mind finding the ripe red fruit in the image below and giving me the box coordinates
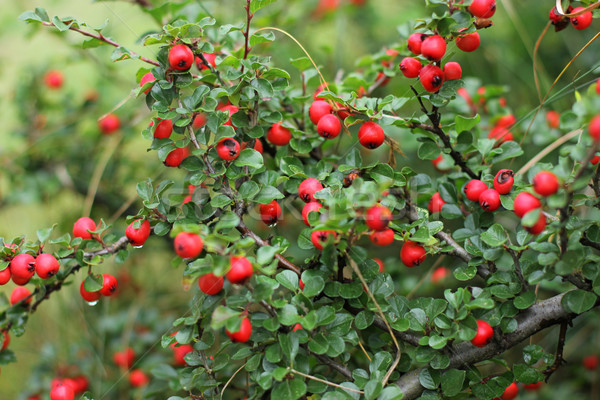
[267,123,292,146]
[216,137,241,161]
[373,258,384,272]
[358,121,385,149]
[198,273,224,295]
[196,53,217,70]
[1,331,9,351]
[523,381,542,391]
[496,114,516,127]
[583,354,599,370]
[168,44,194,71]
[514,192,542,218]
[468,0,496,18]
[309,100,332,124]
[311,230,337,250]
[80,281,101,302]
[10,253,36,281]
[549,6,565,25]
[479,189,501,212]
[73,217,96,240]
[44,70,64,89]
[172,343,193,366]
[407,32,428,55]
[589,115,600,141]
[113,347,135,368]
[444,62,462,80]
[431,267,450,284]
[226,256,253,284]
[241,139,264,154]
[153,118,173,139]
[140,72,155,94]
[174,232,204,258]
[35,253,60,279]
[225,317,252,343]
[220,104,239,128]
[10,286,32,306]
[399,57,422,78]
[471,320,493,347]
[546,110,560,129]
[317,114,341,139]
[432,154,449,172]
[193,113,207,130]
[533,171,559,196]
[129,369,149,387]
[298,178,324,203]
[419,64,444,93]
[428,192,446,214]
[126,219,151,246]
[421,35,447,61]
[369,228,395,246]
[365,204,392,231]
[464,179,488,202]
[400,240,426,267]
[299,279,305,290]
[493,169,514,194]
[164,147,190,167]
[499,382,518,400]
[592,155,600,165]
[0,267,10,285]
[100,274,118,296]
[292,323,304,331]
[525,214,546,235]
[50,383,75,400]
[98,113,120,135]
[571,7,593,30]
[302,202,323,226]
[488,126,514,142]
[456,31,481,52]
[260,200,282,225]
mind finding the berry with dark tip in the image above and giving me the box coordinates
[400,240,426,267]
[399,57,422,78]
[168,44,194,71]
[493,169,514,194]
[358,121,385,149]
[100,274,118,296]
[298,178,324,203]
[407,32,428,55]
[174,232,203,259]
[420,35,447,61]
[464,179,488,202]
[216,137,241,161]
[311,230,336,250]
[317,114,341,139]
[479,189,501,212]
[419,64,444,93]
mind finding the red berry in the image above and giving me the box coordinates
[419,64,444,93]
[220,105,239,128]
[311,230,337,250]
[525,214,546,235]
[468,0,496,18]
[549,6,564,25]
[140,72,155,94]
[514,192,542,218]
[100,274,118,296]
[546,110,560,129]
[533,171,559,196]
[596,79,600,96]
[241,139,264,154]
[471,320,493,347]
[0,266,10,285]
[302,202,323,226]
[196,53,217,70]
[399,57,422,78]
[479,189,501,212]
[444,62,462,80]
[584,354,599,370]
[1,331,9,351]
[193,113,207,130]
[431,154,448,172]
[226,256,253,284]
[198,273,224,295]
[456,31,481,52]
[171,343,193,366]
[500,382,518,400]
[98,113,120,135]
[428,192,446,214]
[299,279,305,290]
[407,32,428,55]
[313,81,329,100]
[317,114,341,139]
[431,267,450,284]
[292,323,303,332]
[369,228,395,246]
[80,281,101,302]
[164,147,190,167]
[216,137,241,161]
[113,347,135,368]
[174,232,204,258]
[50,384,75,400]
[592,155,600,165]
[309,100,332,124]
[129,369,149,387]
[35,253,60,279]
[153,118,173,139]
[267,123,292,146]
[464,179,488,202]
[400,240,426,267]
[126,219,151,246]
[373,258,384,272]
[571,7,593,30]
[358,121,385,149]
[365,204,392,231]
[495,114,516,127]
[589,115,600,141]
[44,70,64,89]
[10,253,36,281]
[488,126,514,142]
[493,169,514,194]
[168,44,194,71]
[10,286,32,306]
[523,381,542,391]
[260,200,282,225]
[421,35,447,61]
[225,317,252,343]
[299,178,324,203]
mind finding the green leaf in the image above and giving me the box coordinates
[276,270,299,291]
[52,16,70,31]
[234,149,264,169]
[455,114,481,133]
[250,0,278,13]
[272,377,307,400]
[257,246,279,266]
[480,224,508,247]
[561,290,597,314]
[368,164,395,187]
[419,368,440,390]
[84,274,103,292]
[441,369,466,396]
[418,140,440,160]
[376,385,404,400]
[255,185,284,204]
[36,225,56,243]
[514,292,536,310]
[239,180,260,199]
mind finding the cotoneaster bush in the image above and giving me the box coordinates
[1,1,600,399]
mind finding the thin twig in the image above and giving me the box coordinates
[542,322,568,381]
[289,368,364,394]
[220,362,247,400]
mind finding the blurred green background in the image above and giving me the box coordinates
[1,0,600,398]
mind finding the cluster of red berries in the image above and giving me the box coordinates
[488,113,516,143]
[463,168,513,213]
[1,249,60,288]
[400,0,495,92]
[48,375,89,400]
[549,5,593,32]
